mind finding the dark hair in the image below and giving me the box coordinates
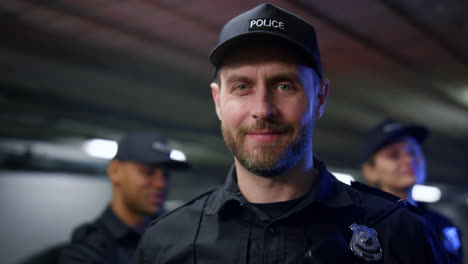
[213,67,220,85]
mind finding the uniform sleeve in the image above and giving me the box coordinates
[446,226,464,264]
[378,209,450,264]
[58,226,108,264]
[132,227,160,264]
[422,222,451,264]
[132,246,145,264]
[59,242,106,264]
[425,210,464,264]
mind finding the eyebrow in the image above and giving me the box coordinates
[224,72,301,86]
[225,74,253,85]
[266,73,301,86]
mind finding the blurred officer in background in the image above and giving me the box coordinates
[135,3,446,263]
[361,119,463,263]
[59,132,189,264]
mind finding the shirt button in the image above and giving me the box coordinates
[268,227,278,234]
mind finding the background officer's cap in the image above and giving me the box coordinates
[114,131,189,170]
[209,3,323,80]
[360,119,428,164]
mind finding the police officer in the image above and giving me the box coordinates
[59,132,189,264]
[134,3,446,263]
[361,119,463,263]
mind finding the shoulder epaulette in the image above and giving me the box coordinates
[71,222,99,242]
[149,187,218,226]
[350,181,401,202]
[351,181,423,216]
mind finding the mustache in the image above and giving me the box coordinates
[237,119,294,137]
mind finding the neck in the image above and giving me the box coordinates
[236,151,317,203]
[111,197,145,228]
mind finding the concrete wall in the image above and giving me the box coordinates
[0,171,111,264]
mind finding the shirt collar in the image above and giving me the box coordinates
[306,158,353,208]
[204,165,245,216]
[100,206,140,240]
[204,158,353,216]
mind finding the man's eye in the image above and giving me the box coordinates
[387,151,400,160]
[147,168,156,175]
[406,146,420,157]
[138,167,150,175]
[277,83,293,91]
[235,84,250,90]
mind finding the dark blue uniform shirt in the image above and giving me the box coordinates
[60,206,145,264]
[134,158,447,264]
[418,202,464,264]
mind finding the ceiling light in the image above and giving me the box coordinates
[459,86,468,103]
[170,149,186,162]
[412,184,441,203]
[83,139,118,159]
[332,172,355,185]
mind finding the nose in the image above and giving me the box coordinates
[149,168,167,188]
[401,151,413,161]
[401,151,418,167]
[250,86,277,119]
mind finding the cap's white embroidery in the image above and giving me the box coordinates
[249,18,286,31]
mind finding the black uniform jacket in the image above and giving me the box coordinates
[59,206,142,264]
[134,159,447,264]
[418,203,464,264]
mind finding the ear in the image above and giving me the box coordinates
[107,160,122,185]
[361,162,379,186]
[210,82,222,120]
[315,79,330,119]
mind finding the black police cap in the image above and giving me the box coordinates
[360,119,428,164]
[114,132,189,170]
[209,3,323,80]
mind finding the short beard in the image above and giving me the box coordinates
[222,118,313,177]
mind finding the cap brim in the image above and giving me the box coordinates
[157,160,191,171]
[360,125,428,164]
[141,156,190,171]
[373,125,428,156]
[115,156,190,171]
[209,31,320,77]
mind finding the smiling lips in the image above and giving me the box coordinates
[400,167,416,176]
[402,167,416,176]
[246,130,285,143]
[149,194,164,205]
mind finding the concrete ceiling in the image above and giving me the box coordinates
[0,0,467,193]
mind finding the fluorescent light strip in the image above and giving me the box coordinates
[332,172,355,185]
[83,139,118,159]
[412,184,441,203]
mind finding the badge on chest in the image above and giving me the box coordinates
[349,223,382,262]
